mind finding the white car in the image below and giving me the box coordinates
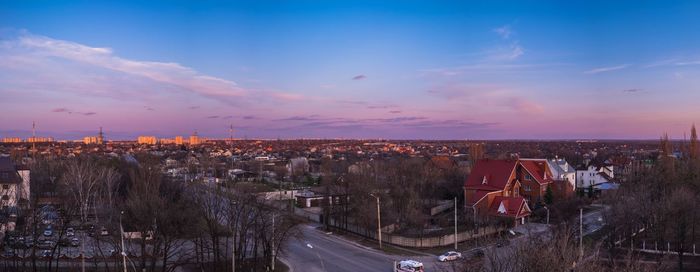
[395,260,424,272]
[438,251,462,262]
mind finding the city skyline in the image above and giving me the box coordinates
[2,1,700,139]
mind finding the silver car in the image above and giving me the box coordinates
[438,251,462,262]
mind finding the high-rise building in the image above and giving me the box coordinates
[137,136,158,145]
[83,128,105,145]
[1,138,21,143]
[175,136,184,145]
[83,136,99,144]
[26,137,54,143]
[189,131,201,145]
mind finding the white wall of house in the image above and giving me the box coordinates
[0,183,19,208]
[575,165,613,189]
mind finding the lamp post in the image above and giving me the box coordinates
[369,193,382,250]
[543,206,550,225]
[120,211,127,272]
[271,213,276,271]
[454,197,458,250]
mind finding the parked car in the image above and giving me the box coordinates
[438,251,462,262]
[100,227,109,236]
[43,229,53,237]
[66,228,75,237]
[70,238,80,247]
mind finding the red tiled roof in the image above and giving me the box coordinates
[465,159,517,191]
[488,196,530,218]
[519,160,553,185]
[466,190,494,206]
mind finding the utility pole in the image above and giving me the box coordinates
[232,228,235,272]
[271,213,276,270]
[579,208,583,259]
[454,197,458,250]
[370,193,382,249]
[544,206,550,225]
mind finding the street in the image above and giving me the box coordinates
[281,224,397,272]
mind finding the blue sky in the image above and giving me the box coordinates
[1,1,699,139]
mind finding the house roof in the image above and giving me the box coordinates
[465,159,517,191]
[488,196,531,218]
[519,160,553,185]
[0,157,22,184]
[465,190,496,206]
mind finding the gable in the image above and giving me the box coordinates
[465,159,518,191]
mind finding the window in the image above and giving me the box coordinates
[524,185,531,192]
[524,174,532,181]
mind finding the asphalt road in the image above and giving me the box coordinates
[281,225,397,272]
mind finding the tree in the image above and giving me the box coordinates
[544,186,554,205]
[62,158,103,272]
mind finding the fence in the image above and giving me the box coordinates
[294,207,502,248]
[612,223,700,257]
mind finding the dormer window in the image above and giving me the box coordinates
[482,176,488,184]
[524,173,532,181]
[497,201,507,214]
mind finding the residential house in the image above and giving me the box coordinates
[464,159,530,226]
[575,164,614,191]
[0,156,30,209]
[523,158,576,199]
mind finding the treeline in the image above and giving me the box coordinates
[602,127,700,271]
[2,153,299,272]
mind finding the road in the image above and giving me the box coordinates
[281,224,476,272]
[581,207,606,236]
[280,206,609,272]
[281,224,398,272]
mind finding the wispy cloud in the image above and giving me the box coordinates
[352,75,366,80]
[0,31,254,106]
[494,42,524,60]
[506,97,543,114]
[20,34,246,97]
[584,64,629,74]
[493,25,513,39]
[50,107,97,116]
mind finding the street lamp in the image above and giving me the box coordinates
[369,193,382,250]
[543,206,550,225]
[120,211,127,272]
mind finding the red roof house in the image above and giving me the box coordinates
[464,159,552,225]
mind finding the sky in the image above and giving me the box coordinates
[1,0,699,140]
